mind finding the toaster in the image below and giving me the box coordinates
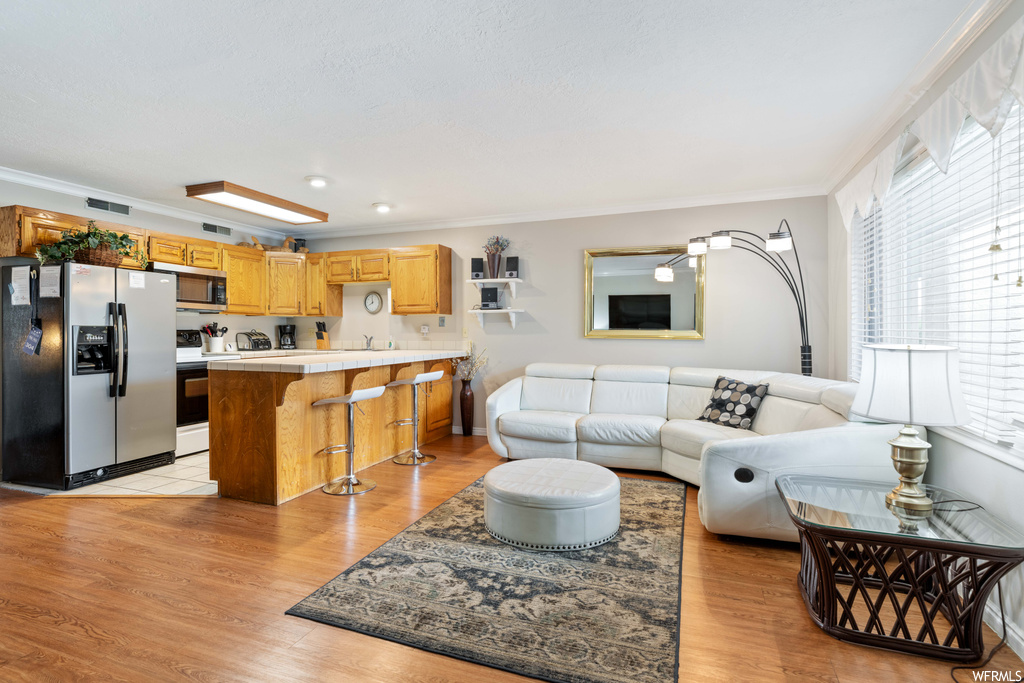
[235,329,273,351]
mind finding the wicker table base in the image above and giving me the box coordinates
[797,526,1021,661]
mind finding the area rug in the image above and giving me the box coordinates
[287,477,686,683]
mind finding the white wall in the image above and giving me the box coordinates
[827,3,1024,655]
[307,195,828,431]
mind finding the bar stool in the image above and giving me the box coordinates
[387,370,443,465]
[313,385,386,495]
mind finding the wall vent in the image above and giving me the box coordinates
[86,198,130,215]
[202,223,232,236]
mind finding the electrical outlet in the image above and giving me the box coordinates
[420,325,429,336]
[439,316,446,327]
[462,327,468,338]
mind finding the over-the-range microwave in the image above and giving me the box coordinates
[150,262,227,312]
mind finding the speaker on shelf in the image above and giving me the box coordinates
[471,258,485,279]
[480,286,500,309]
[504,256,519,278]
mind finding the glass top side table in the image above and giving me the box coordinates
[775,474,1024,661]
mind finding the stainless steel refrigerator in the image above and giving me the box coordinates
[2,262,177,489]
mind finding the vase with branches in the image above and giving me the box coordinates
[483,235,510,278]
[452,343,488,436]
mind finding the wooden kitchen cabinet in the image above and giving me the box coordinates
[355,251,389,281]
[149,234,187,265]
[222,245,266,315]
[325,250,390,283]
[326,253,356,283]
[266,252,305,315]
[304,253,326,316]
[423,361,453,434]
[186,243,221,269]
[390,245,452,315]
[3,206,147,270]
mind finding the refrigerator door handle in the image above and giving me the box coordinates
[117,303,128,397]
[108,302,119,398]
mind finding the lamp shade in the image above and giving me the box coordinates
[851,344,971,426]
[687,238,708,255]
[654,263,674,282]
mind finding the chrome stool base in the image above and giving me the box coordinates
[393,452,436,466]
[323,478,377,496]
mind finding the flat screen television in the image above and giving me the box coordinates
[608,294,670,330]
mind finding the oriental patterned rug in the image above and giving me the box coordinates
[287,477,686,683]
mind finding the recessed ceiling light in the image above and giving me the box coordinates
[185,181,328,224]
[305,176,327,188]
[373,203,392,214]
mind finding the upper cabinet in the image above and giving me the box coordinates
[325,250,390,284]
[149,232,223,271]
[325,253,356,283]
[266,252,305,316]
[148,234,187,265]
[3,206,147,270]
[354,251,389,281]
[390,245,452,315]
[222,245,266,315]
[187,243,221,269]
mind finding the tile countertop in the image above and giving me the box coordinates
[207,350,466,374]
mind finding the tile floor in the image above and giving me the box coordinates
[0,452,218,497]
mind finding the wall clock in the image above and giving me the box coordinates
[364,291,383,314]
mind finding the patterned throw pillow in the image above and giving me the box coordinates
[697,376,769,430]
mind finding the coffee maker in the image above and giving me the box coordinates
[278,324,296,350]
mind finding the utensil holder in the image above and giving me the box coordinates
[208,337,225,353]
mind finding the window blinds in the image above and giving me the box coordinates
[851,102,1024,451]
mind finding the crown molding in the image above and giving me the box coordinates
[0,166,288,240]
[822,0,1014,194]
[290,184,827,240]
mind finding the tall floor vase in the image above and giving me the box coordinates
[460,380,474,436]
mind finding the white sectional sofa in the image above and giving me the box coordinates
[486,363,901,542]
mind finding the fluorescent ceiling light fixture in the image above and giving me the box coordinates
[687,237,707,255]
[766,231,793,252]
[709,231,732,249]
[373,203,392,214]
[305,175,327,188]
[654,263,674,282]
[185,181,328,225]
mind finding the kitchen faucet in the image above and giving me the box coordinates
[363,334,374,350]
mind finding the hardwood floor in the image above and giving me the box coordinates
[0,436,1020,682]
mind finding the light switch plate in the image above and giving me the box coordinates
[420,325,429,336]
[439,316,446,327]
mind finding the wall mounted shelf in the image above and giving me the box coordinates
[468,308,524,329]
[466,277,524,299]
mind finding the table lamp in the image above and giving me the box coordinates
[850,344,971,514]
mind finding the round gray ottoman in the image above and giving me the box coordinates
[483,458,620,551]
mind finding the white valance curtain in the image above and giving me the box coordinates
[836,15,1024,228]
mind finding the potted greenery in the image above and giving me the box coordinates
[452,343,488,436]
[36,220,148,268]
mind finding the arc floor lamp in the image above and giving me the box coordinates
[660,220,811,376]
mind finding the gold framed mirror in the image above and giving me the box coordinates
[584,245,705,339]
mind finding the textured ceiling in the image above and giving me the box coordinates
[0,0,973,235]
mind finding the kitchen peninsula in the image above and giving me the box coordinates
[208,349,463,504]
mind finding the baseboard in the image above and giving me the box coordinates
[451,426,488,436]
[985,599,1024,659]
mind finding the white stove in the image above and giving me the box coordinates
[175,329,240,456]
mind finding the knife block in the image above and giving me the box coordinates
[316,332,330,350]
